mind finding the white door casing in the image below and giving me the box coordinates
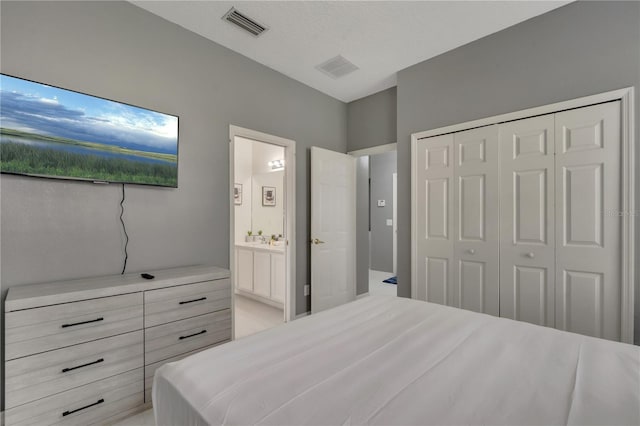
[453,125,500,316]
[393,172,398,276]
[311,147,356,313]
[554,101,621,340]
[499,114,556,327]
[415,134,454,304]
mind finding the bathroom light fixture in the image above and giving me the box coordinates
[268,159,284,170]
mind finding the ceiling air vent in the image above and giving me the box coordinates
[222,7,268,37]
[316,55,359,79]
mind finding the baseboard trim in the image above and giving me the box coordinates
[295,311,310,319]
[356,292,370,299]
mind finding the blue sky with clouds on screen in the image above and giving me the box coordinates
[0,75,178,154]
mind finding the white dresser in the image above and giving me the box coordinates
[4,265,231,426]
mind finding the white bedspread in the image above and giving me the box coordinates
[153,296,640,425]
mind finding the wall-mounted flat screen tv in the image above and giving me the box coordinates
[0,74,178,187]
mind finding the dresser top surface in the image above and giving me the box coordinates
[5,265,230,311]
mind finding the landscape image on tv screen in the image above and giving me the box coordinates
[0,74,178,187]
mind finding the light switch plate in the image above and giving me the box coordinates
[386,219,393,226]
[377,200,386,207]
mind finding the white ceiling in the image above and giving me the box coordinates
[132,1,570,103]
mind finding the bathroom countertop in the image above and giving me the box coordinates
[235,241,285,252]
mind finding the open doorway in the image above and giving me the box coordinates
[230,126,296,339]
[350,144,397,297]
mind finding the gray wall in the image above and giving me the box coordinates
[369,151,397,273]
[348,87,397,151]
[395,1,640,343]
[0,0,347,406]
[356,156,370,296]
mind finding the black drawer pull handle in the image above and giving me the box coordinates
[62,398,104,417]
[179,297,207,305]
[61,317,104,328]
[179,330,207,340]
[62,358,104,373]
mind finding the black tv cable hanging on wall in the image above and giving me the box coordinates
[120,183,129,274]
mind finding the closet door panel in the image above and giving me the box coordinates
[512,266,551,325]
[416,134,454,304]
[458,260,486,313]
[453,125,499,315]
[514,169,548,244]
[555,101,621,340]
[499,115,555,326]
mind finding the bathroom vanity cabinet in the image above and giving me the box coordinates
[235,242,285,308]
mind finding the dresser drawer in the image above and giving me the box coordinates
[144,279,231,327]
[6,293,143,360]
[5,331,143,409]
[143,340,228,403]
[5,368,143,426]
[145,310,231,365]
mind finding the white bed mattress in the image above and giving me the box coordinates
[153,296,639,425]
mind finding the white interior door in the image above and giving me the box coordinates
[311,147,356,313]
[453,125,499,315]
[499,114,555,327]
[415,134,454,304]
[554,101,621,340]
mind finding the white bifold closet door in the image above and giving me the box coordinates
[499,114,556,327]
[415,100,623,341]
[453,126,499,315]
[554,102,621,341]
[415,126,499,315]
[416,134,454,305]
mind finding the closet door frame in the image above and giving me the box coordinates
[411,87,635,343]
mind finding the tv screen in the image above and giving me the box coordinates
[0,74,178,187]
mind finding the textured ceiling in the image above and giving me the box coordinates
[132,1,570,103]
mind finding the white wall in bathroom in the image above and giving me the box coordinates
[252,170,285,238]
[252,141,285,175]
[234,137,253,243]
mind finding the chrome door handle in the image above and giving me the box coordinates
[310,238,325,245]
[467,249,475,255]
[526,252,535,258]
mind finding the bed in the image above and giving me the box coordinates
[153,296,640,425]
